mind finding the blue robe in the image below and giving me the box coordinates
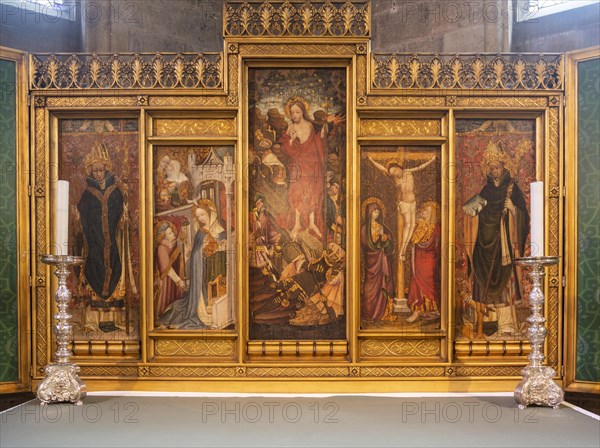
[158,227,225,329]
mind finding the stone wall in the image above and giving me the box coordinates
[512,2,600,53]
[372,0,511,53]
[0,1,82,52]
[81,0,223,53]
[1,0,597,54]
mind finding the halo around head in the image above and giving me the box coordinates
[284,96,310,119]
[361,197,386,220]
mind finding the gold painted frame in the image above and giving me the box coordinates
[452,112,548,358]
[242,58,354,358]
[24,1,565,392]
[145,110,240,363]
[0,47,30,393]
[356,111,449,364]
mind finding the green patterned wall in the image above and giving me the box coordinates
[0,58,19,383]
[576,57,600,382]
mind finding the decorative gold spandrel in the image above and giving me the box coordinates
[454,366,523,377]
[372,54,563,90]
[359,119,440,137]
[45,97,139,108]
[154,340,235,357]
[150,96,228,107]
[150,367,238,378]
[246,367,350,377]
[30,53,223,90]
[224,1,370,38]
[453,96,549,108]
[79,366,139,377]
[154,119,236,137]
[365,96,446,108]
[360,367,445,377]
[238,43,357,56]
[360,339,441,357]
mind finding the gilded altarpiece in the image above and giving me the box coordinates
[26,1,565,391]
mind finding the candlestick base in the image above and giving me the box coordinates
[514,366,563,410]
[37,364,87,406]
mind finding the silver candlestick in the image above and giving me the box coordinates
[514,256,563,409]
[37,255,87,405]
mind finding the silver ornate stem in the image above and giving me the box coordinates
[37,255,87,406]
[514,256,563,409]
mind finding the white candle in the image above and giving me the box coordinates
[530,181,544,257]
[55,180,69,255]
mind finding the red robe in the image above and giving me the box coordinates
[155,240,183,320]
[407,224,441,314]
[278,127,326,234]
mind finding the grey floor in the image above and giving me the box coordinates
[1,394,599,447]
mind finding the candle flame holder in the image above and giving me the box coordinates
[37,255,87,405]
[514,256,563,409]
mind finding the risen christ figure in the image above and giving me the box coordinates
[368,154,436,260]
[277,98,327,240]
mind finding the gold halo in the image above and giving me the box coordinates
[284,96,310,119]
[361,197,386,221]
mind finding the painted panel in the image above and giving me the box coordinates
[58,118,140,340]
[359,146,441,331]
[455,119,536,341]
[247,67,347,340]
[153,145,236,330]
